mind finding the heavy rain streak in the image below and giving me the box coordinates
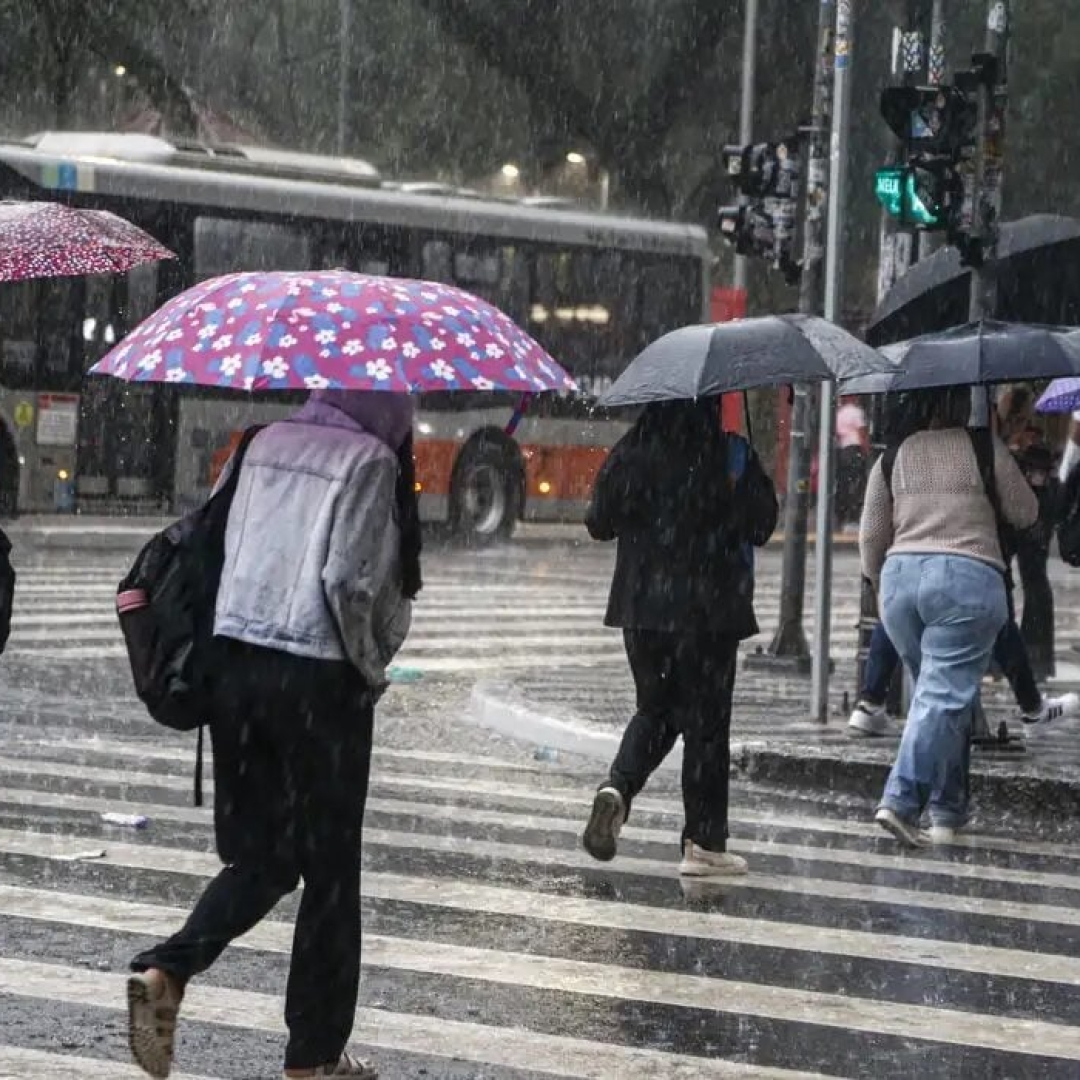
[2,1,1080,1077]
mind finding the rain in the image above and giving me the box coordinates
[0,1,1079,1078]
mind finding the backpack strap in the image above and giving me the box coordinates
[880,443,899,495]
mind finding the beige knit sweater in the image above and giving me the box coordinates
[859,428,1039,584]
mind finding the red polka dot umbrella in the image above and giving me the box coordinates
[0,200,175,283]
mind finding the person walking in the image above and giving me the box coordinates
[580,399,778,876]
[860,387,1038,848]
[998,388,1058,678]
[835,395,870,529]
[126,389,421,1080]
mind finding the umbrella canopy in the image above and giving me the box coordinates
[598,314,892,408]
[0,200,175,282]
[841,320,1080,396]
[90,271,576,394]
[1037,378,1080,414]
[867,215,1080,345]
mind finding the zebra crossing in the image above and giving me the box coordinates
[1,729,1080,1077]
[4,545,875,674]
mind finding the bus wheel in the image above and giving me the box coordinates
[450,441,521,546]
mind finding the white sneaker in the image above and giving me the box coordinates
[848,700,889,737]
[582,786,625,862]
[1022,693,1080,726]
[875,807,931,848]
[928,824,960,844]
[678,840,749,877]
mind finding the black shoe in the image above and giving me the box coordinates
[582,786,625,862]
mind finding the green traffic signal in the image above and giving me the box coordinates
[874,166,945,228]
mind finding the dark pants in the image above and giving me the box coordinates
[1014,526,1055,680]
[836,446,867,525]
[861,605,1041,717]
[131,640,373,1071]
[607,629,739,852]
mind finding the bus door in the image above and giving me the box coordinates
[75,265,166,511]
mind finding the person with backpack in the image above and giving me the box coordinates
[860,386,1038,848]
[580,398,778,876]
[126,389,420,1080]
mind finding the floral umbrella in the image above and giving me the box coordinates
[89,271,577,394]
[0,200,175,282]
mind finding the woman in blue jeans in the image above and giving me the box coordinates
[859,388,1038,847]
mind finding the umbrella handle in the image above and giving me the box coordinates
[505,393,532,436]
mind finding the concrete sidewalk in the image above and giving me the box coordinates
[469,657,1080,835]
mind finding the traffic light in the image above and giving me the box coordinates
[876,80,977,238]
[719,137,802,283]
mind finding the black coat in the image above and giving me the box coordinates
[586,412,778,637]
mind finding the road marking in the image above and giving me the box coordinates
[0,957,831,1080]
[0,1046,217,1080]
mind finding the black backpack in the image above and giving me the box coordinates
[1057,464,1080,567]
[116,427,263,804]
[0,527,14,655]
[881,428,1016,576]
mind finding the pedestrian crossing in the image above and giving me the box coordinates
[4,547,877,675]
[2,731,1080,1077]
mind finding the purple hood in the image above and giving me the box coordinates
[299,389,414,450]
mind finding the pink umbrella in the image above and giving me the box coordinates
[0,200,175,282]
[90,271,577,394]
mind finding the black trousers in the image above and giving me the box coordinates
[607,629,739,852]
[131,640,373,1071]
[1014,526,1055,679]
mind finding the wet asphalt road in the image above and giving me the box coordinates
[1,534,1080,1078]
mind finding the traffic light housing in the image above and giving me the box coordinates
[879,85,977,156]
[719,137,802,283]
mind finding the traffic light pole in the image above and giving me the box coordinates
[967,0,1010,743]
[756,0,835,669]
[734,0,760,294]
[810,0,856,722]
[856,1,929,717]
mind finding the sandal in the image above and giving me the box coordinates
[127,970,183,1079]
[284,1050,379,1078]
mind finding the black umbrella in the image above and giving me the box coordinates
[867,215,1080,346]
[841,320,1080,395]
[598,314,892,408]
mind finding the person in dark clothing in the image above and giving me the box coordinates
[580,399,778,877]
[127,391,419,1080]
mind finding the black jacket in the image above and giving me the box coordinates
[586,404,778,637]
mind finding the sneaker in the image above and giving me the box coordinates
[678,840,749,877]
[582,786,625,862]
[928,824,969,845]
[284,1052,378,1078]
[848,700,889,737]
[1022,692,1080,726]
[127,970,183,1079]
[874,807,931,849]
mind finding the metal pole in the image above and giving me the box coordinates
[810,0,855,722]
[967,0,1009,742]
[856,1,926,715]
[733,0,759,294]
[920,0,949,256]
[336,0,352,155]
[757,0,834,669]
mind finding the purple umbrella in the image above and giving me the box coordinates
[89,271,577,394]
[1037,378,1080,414]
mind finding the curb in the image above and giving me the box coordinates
[468,682,1080,835]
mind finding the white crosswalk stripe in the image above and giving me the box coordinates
[1,732,1079,1077]
[3,551,874,673]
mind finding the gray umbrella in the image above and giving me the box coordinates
[598,314,892,408]
[841,320,1080,395]
[868,215,1080,337]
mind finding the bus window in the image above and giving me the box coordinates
[0,278,81,391]
[315,223,404,277]
[194,217,313,280]
[636,256,699,350]
[422,240,454,284]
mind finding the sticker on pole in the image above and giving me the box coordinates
[988,2,1007,33]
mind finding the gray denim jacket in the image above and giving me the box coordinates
[214,401,411,690]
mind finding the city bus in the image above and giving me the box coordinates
[0,131,710,539]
